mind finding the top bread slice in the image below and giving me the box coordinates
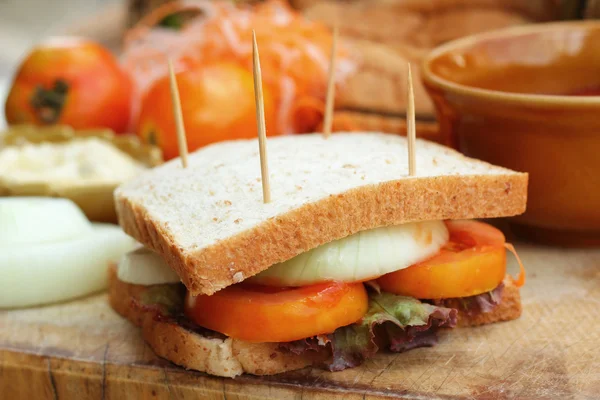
[115,132,527,295]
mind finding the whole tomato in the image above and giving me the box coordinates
[137,62,278,160]
[5,37,133,133]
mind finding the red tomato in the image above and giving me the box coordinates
[136,62,278,160]
[185,281,368,342]
[5,37,133,133]
[378,220,507,299]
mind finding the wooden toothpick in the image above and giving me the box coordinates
[168,59,189,168]
[323,25,339,138]
[252,30,271,203]
[407,63,416,176]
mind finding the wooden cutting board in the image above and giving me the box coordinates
[1,244,599,399]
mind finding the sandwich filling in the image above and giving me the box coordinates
[118,219,524,371]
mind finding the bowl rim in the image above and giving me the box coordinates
[421,20,600,106]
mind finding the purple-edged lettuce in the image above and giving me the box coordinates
[133,283,227,339]
[432,283,504,316]
[282,292,457,371]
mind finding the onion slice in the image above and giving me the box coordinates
[117,247,180,285]
[0,223,137,308]
[251,221,449,287]
[0,197,92,245]
[0,197,137,308]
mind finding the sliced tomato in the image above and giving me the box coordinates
[185,281,368,342]
[377,220,507,299]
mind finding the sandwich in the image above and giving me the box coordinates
[109,132,527,378]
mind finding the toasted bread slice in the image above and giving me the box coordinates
[109,267,521,377]
[115,133,527,295]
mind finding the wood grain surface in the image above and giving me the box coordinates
[1,244,599,399]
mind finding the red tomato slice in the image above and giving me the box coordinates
[377,220,507,299]
[185,281,368,342]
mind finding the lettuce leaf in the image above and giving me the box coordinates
[329,293,457,370]
[134,283,227,339]
[431,282,504,316]
[138,283,186,316]
[281,292,457,371]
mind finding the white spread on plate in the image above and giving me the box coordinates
[0,138,146,186]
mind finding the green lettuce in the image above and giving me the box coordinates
[282,292,457,371]
[138,284,186,316]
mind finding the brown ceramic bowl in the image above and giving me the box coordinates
[422,21,600,247]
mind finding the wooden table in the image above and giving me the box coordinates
[1,244,599,399]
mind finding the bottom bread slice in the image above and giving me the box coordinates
[108,266,521,377]
[108,266,322,377]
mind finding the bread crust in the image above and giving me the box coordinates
[117,173,527,296]
[108,266,319,377]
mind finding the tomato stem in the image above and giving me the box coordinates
[30,79,69,124]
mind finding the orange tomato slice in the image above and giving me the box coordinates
[185,281,368,342]
[377,220,507,299]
